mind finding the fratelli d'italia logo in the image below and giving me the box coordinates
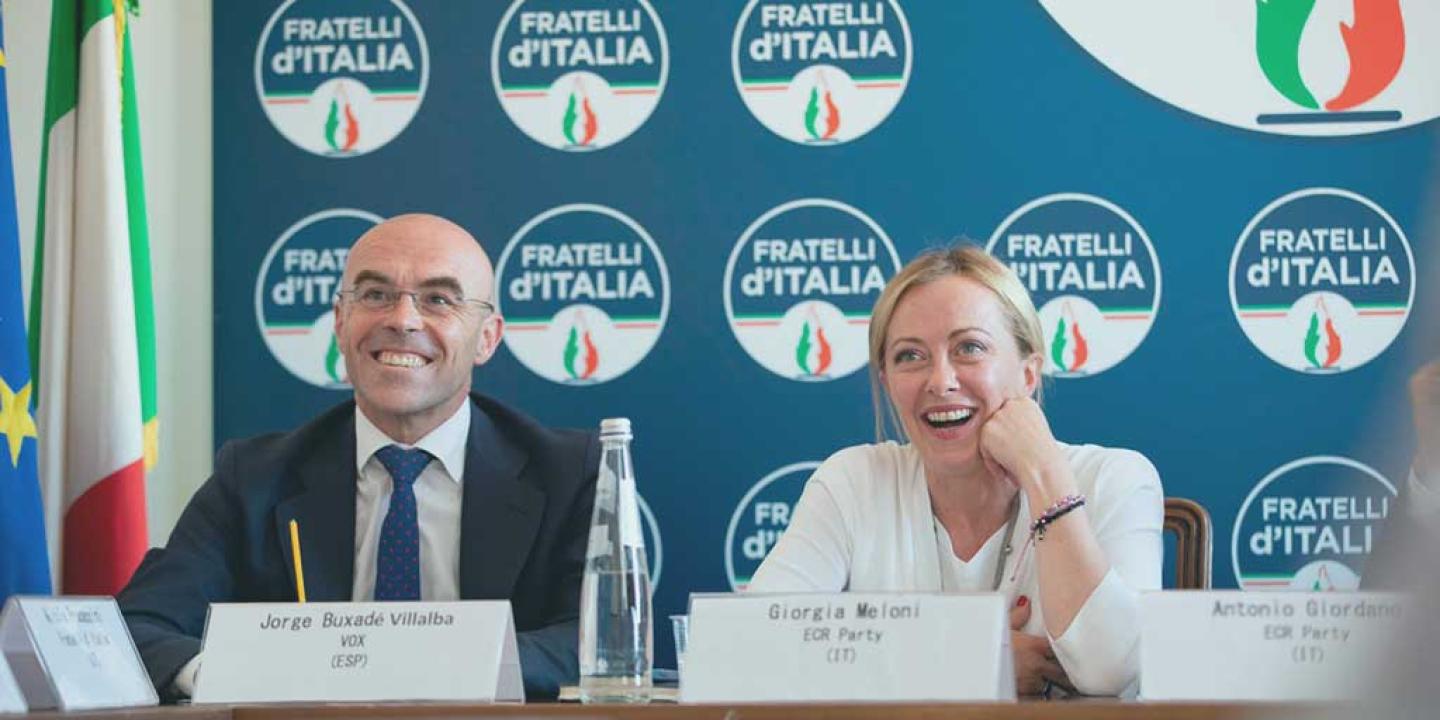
[255,0,428,156]
[724,199,900,381]
[725,461,819,591]
[255,209,380,388]
[492,0,668,151]
[1232,456,1396,591]
[1040,0,1439,136]
[732,1,911,145]
[495,204,669,385]
[986,194,1161,377]
[1229,188,1413,373]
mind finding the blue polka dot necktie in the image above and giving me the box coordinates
[373,445,432,601]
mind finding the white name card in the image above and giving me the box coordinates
[193,601,522,704]
[0,657,24,713]
[681,593,1014,703]
[1141,591,1407,700]
[0,596,157,711]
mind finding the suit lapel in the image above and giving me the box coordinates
[460,398,545,599]
[274,413,358,602]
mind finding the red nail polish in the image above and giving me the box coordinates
[1017,595,1029,607]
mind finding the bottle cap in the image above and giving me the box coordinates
[599,417,632,439]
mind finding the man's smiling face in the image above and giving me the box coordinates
[334,214,503,443]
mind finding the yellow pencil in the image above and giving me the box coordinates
[288,519,307,603]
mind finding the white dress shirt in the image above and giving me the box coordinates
[748,440,1164,696]
[174,401,471,697]
[351,401,468,602]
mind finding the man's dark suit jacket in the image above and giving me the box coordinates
[116,393,598,700]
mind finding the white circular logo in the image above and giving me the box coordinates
[732,0,912,145]
[495,204,670,384]
[724,461,819,590]
[1232,456,1397,591]
[723,199,900,382]
[1040,0,1440,136]
[254,209,380,388]
[255,0,429,156]
[491,0,669,151]
[1229,188,1414,374]
[986,193,1162,377]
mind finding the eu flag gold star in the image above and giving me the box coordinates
[0,376,38,467]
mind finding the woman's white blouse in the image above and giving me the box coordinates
[748,441,1164,696]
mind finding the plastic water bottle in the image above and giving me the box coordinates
[579,418,653,703]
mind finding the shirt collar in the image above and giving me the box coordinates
[354,400,470,484]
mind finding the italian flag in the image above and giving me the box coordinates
[29,0,155,595]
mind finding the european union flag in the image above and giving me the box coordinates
[0,5,53,605]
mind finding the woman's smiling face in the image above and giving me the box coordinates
[881,274,1040,476]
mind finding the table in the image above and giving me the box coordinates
[25,701,1349,720]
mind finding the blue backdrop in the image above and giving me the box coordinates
[215,1,1438,666]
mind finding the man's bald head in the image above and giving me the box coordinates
[343,213,495,301]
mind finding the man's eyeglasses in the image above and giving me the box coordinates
[336,284,495,318]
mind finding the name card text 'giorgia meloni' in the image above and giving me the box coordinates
[682,593,1014,703]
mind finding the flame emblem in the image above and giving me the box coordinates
[562,78,600,148]
[1302,296,1343,370]
[563,312,600,381]
[325,332,346,384]
[1256,0,1405,111]
[795,304,834,377]
[1049,301,1090,373]
[803,71,841,141]
[323,85,360,153]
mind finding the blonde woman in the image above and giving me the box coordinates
[749,245,1163,696]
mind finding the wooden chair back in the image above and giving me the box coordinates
[1164,497,1212,589]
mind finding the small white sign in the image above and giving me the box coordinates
[0,656,24,713]
[1141,591,1407,700]
[681,593,1014,703]
[193,601,522,704]
[0,596,158,711]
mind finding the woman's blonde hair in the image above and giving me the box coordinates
[868,244,1046,441]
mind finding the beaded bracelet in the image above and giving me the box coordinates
[1005,494,1090,583]
[1029,494,1086,541]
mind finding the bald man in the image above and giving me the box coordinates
[117,215,599,700]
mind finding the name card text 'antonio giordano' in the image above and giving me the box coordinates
[1141,592,1406,701]
[682,593,1014,703]
[193,601,522,704]
[0,597,156,711]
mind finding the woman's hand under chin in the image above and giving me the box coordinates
[977,397,1068,496]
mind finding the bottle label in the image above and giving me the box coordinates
[586,524,613,559]
[619,477,644,549]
